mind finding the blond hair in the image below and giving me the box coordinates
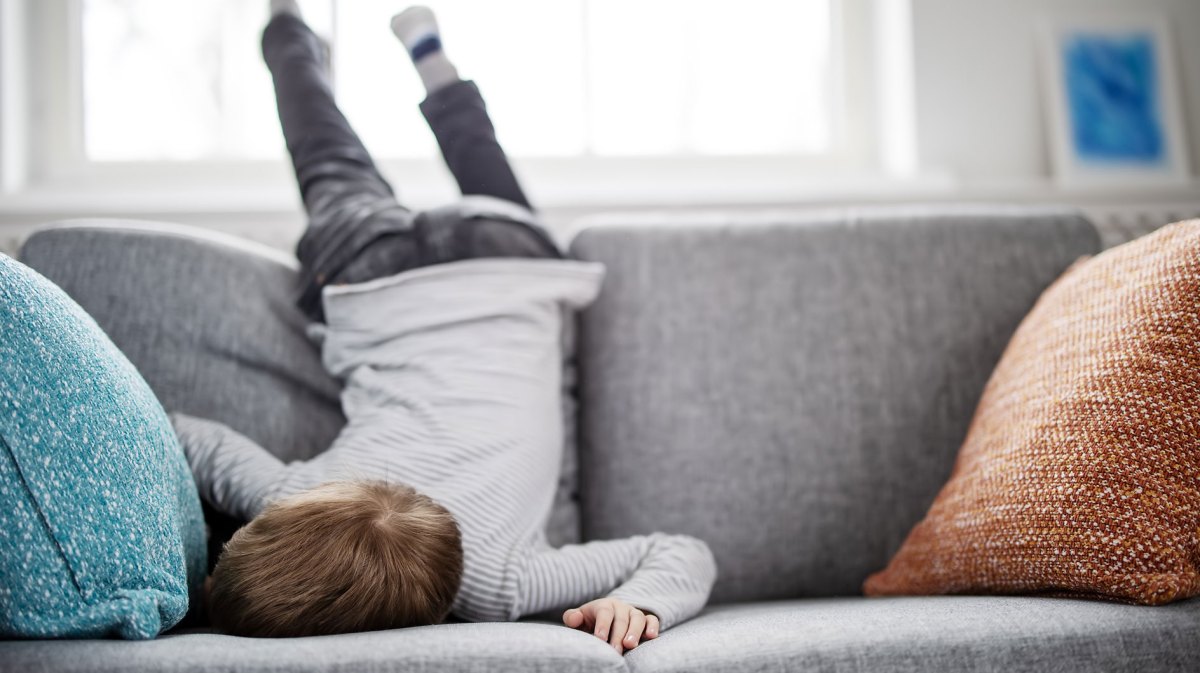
[208,480,463,637]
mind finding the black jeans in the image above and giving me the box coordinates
[261,15,560,321]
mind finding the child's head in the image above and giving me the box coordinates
[207,480,463,637]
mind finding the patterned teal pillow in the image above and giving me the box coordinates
[0,253,206,639]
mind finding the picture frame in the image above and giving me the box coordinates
[1039,14,1191,188]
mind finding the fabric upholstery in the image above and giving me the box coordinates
[624,597,1200,673]
[8,208,1194,672]
[5,597,1195,673]
[0,622,626,673]
[569,206,1101,603]
[18,221,346,466]
[865,219,1200,604]
[0,253,205,639]
[17,220,584,549]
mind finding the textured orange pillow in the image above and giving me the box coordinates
[864,220,1200,605]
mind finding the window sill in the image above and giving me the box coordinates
[2,171,1197,219]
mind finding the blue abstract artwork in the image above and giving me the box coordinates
[1062,32,1166,166]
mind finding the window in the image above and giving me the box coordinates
[81,0,834,161]
[17,0,896,208]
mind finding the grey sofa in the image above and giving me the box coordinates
[4,206,1199,673]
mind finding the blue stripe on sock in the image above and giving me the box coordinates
[411,35,442,61]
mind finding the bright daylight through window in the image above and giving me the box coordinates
[82,0,835,163]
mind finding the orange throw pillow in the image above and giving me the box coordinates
[864,220,1200,605]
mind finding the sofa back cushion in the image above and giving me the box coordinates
[569,206,1100,603]
[19,221,346,466]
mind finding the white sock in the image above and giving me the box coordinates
[391,6,460,93]
[270,0,301,18]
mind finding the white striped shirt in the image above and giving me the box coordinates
[172,259,716,629]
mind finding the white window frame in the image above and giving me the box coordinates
[9,0,918,213]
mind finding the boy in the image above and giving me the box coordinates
[170,2,717,652]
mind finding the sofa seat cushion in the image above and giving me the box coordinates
[625,597,1200,673]
[0,621,626,673]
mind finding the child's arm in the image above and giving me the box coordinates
[169,413,295,521]
[516,533,717,642]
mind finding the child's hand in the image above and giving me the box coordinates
[562,598,660,654]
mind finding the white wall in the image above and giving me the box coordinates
[911,0,1200,185]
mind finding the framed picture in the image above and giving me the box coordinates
[1039,14,1191,187]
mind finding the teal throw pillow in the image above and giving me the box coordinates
[0,253,206,639]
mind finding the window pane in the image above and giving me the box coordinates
[80,0,833,161]
[584,1,691,155]
[587,0,832,156]
[82,0,294,161]
[685,0,832,155]
[333,0,587,159]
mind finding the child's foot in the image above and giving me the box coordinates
[391,6,460,94]
[266,0,333,79]
[390,6,438,54]
[270,0,302,18]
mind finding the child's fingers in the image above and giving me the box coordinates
[610,608,630,653]
[623,609,646,650]
[644,614,660,639]
[562,608,584,629]
[592,605,615,642]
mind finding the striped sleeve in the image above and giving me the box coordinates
[169,413,291,521]
[517,533,718,631]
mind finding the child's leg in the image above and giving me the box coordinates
[420,81,533,211]
[392,8,533,210]
[262,11,417,319]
